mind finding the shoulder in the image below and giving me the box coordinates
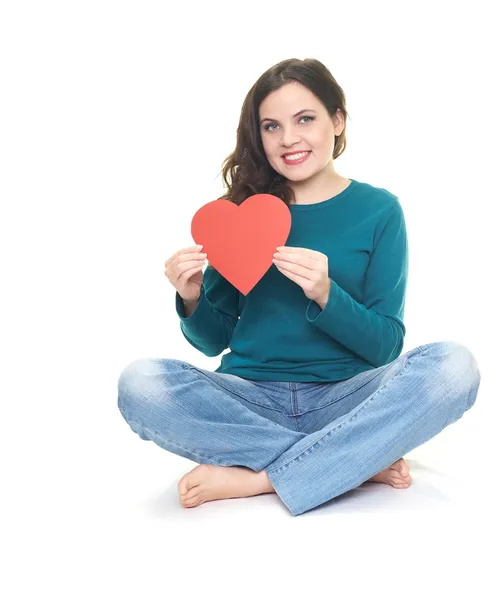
[353,180,406,242]
[353,179,401,211]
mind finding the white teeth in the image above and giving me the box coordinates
[284,151,310,161]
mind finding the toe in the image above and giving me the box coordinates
[394,481,411,488]
[392,474,411,488]
[178,466,205,495]
[182,486,200,502]
[391,458,410,477]
[399,459,410,476]
[183,494,201,507]
[178,478,190,496]
[391,473,410,484]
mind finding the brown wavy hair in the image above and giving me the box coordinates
[216,57,350,208]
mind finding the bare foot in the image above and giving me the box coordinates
[367,457,412,488]
[178,464,275,509]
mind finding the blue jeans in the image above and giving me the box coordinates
[117,341,481,517]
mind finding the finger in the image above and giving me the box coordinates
[273,259,315,281]
[179,258,206,271]
[168,251,206,271]
[278,246,322,259]
[178,264,204,282]
[170,257,205,276]
[178,251,207,263]
[166,248,205,267]
[174,244,204,259]
[275,252,318,269]
[275,263,309,288]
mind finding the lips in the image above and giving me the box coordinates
[282,151,312,165]
[282,151,311,158]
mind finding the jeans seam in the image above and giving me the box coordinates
[295,364,393,416]
[119,403,230,466]
[266,349,420,476]
[186,365,285,414]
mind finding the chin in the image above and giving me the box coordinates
[285,169,317,182]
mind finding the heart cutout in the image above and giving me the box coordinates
[191,194,292,295]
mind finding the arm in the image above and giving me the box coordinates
[175,263,240,357]
[305,200,408,367]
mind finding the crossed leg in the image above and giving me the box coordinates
[177,456,411,509]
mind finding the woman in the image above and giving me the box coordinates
[117,58,481,517]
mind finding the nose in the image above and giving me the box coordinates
[280,126,301,148]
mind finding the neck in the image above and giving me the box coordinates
[287,160,344,205]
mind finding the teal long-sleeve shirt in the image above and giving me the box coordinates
[175,178,408,382]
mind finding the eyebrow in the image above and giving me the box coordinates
[260,108,317,125]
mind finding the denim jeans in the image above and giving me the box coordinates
[117,340,481,517]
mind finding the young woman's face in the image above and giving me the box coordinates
[259,81,343,182]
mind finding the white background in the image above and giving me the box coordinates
[2,0,498,598]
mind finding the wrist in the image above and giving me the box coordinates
[181,295,200,318]
[316,296,328,310]
[182,296,200,306]
[316,279,331,310]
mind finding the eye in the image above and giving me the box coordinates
[263,115,315,132]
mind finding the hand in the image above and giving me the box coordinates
[272,246,331,305]
[164,244,208,303]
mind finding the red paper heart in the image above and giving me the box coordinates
[191,194,291,295]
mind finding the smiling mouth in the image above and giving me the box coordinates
[282,151,312,164]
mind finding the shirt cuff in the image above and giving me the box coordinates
[176,291,205,321]
[305,277,340,323]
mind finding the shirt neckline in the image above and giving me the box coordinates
[288,178,359,211]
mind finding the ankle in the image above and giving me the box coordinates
[256,470,275,494]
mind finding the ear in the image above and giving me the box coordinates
[333,109,345,136]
